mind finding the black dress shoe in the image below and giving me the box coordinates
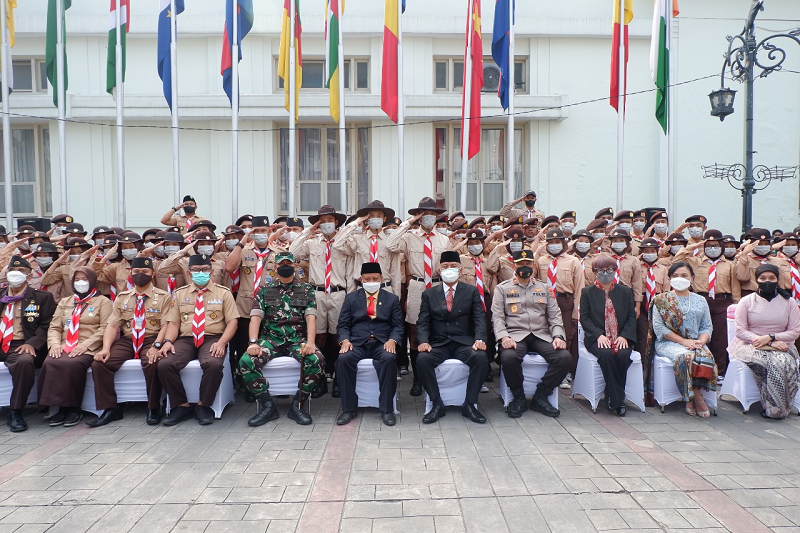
[7,410,27,432]
[485,373,494,383]
[422,403,446,424]
[331,381,341,398]
[49,409,66,427]
[86,406,123,428]
[530,394,560,418]
[461,403,487,424]
[195,405,215,425]
[64,409,83,427]
[248,395,279,427]
[409,380,422,397]
[606,396,614,412]
[336,411,357,426]
[162,405,194,426]
[146,409,162,426]
[616,404,627,417]
[311,380,328,398]
[381,412,396,426]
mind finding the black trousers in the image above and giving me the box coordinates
[586,342,632,409]
[499,334,571,393]
[416,341,487,405]
[704,295,732,376]
[335,339,397,414]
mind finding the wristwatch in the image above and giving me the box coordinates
[769,334,776,342]
[553,335,566,341]
[153,342,163,349]
[249,338,259,345]
[163,339,173,345]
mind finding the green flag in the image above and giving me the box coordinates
[46,0,71,108]
[106,0,129,95]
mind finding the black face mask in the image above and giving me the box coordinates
[131,273,153,287]
[277,264,295,278]
[516,266,533,279]
[757,281,778,300]
[524,199,536,208]
[184,206,196,214]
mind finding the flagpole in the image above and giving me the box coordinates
[231,0,239,219]
[56,0,67,213]
[115,0,125,228]
[460,0,474,215]
[615,0,625,213]
[170,0,180,206]
[0,0,12,231]
[667,12,676,218]
[506,0,515,203]
[288,0,296,218]
[337,0,346,214]
[396,0,404,216]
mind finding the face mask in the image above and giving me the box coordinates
[611,242,627,254]
[0,242,6,249]
[758,280,778,295]
[561,223,575,233]
[106,251,119,260]
[197,245,215,256]
[723,248,737,258]
[468,244,484,256]
[670,277,692,291]
[131,273,153,287]
[596,272,616,284]
[285,232,298,242]
[547,244,563,256]
[164,246,180,256]
[509,242,523,253]
[592,233,606,242]
[670,245,684,255]
[617,223,632,233]
[36,257,53,267]
[440,268,460,284]
[320,222,336,236]
[243,228,252,234]
[515,266,533,279]
[225,239,240,251]
[52,227,63,236]
[642,253,658,263]
[17,243,29,252]
[633,221,646,232]
[783,245,798,257]
[436,227,449,236]
[144,242,155,249]
[362,281,381,294]
[490,225,502,233]
[69,254,80,262]
[524,200,536,208]
[704,247,722,259]
[122,249,138,261]
[253,233,270,247]
[276,264,295,278]
[688,227,704,239]
[653,223,668,235]
[73,280,91,294]
[420,215,437,229]
[384,229,394,237]
[94,237,105,246]
[575,242,591,254]
[154,246,166,259]
[6,271,27,288]
[183,206,196,214]
[368,218,384,231]
[30,244,39,253]
[754,245,771,256]
[191,272,210,286]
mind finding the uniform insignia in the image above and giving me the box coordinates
[27,317,33,322]
[150,319,158,326]
[536,298,546,303]
[510,304,519,313]
[533,287,544,292]
[244,267,252,275]
[181,312,190,323]
[210,312,218,320]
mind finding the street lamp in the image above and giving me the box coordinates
[707,0,800,233]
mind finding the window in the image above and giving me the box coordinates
[278,59,369,91]
[0,126,52,216]
[11,59,48,93]
[434,125,523,216]
[434,58,526,94]
[278,126,370,215]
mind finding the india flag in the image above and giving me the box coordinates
[106,0,129,96]
[650,0,679,134]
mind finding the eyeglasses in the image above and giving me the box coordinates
[189,268,212,273]
[595,269,615,276]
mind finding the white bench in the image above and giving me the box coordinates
[0,365,38,407]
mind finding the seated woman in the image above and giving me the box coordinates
[646,262,717,417]
[580,256,637,416]
[729,264,800,419]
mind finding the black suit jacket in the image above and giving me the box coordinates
[0,286,57,354]
[579,284,637,347]
[417,283,486,347]
[337,288,404,346]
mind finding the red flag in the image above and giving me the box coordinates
[460,0,483,160]
[610,0,633,112]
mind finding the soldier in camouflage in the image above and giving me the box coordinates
[239,251,324,427]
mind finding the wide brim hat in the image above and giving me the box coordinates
[309,205,347,226]
[356,200,395,220]
[408,196,446,215]
[608,228,632,241]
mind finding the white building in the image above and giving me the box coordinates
[4,0,800,234]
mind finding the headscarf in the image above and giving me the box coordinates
[71,267,98,298]
[755,263,790,301]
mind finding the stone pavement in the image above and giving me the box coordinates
[0,370,799,533]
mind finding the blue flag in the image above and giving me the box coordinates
[222,0,255,107]
[157,0,185,111]
[491,0,515,111]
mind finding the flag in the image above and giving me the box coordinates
[325,0,344,122]
[221,0,254,107]
[106,0,130,96]
[0,0,15,97]
[157,0,185,111]
[380,0,404,123]
[610,0,633,113]
[491,0,514,111]
[651,0,679,133]
[46,0,72,108]
[279,0,302,119]
[460,0,483,161]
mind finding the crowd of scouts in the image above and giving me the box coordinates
[0,190,798,433]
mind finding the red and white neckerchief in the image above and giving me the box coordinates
[788,259,800,306]
[423,233,434,289]
[707,258,721,298]
[547,256,558,298]
[131,293,146,359]
[524,209,536,219]
[324,240,333,293]
[471,256,486,311]
[645,263,656,304]
[185,217,194,231]
[64,290,97,353]
[230,267,240,293]
[167,275,177,296]
[253,248,270,294]
[126,267,134,291]
[369,235,379,263]
[612,255,625,284]
[110,285,118,302]
[192,288,206,348]
[0,302,15,352]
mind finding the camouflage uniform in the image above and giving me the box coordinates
[238,279,325,395]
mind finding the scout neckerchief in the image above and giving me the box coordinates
[65,289,98,353]
[132,292,147,358]
[192,287,207,348]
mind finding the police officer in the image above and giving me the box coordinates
[160,195,207,234]
[240,252,324,427]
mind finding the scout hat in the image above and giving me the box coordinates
[188,254,211,267]
[465,229,486,241]
[469,217,486,228]
[286,217,304,228]
[703,229,723,242]
[560,211,577,221]
[356,200,395,220]
[309,205,347,226]
[613,211,635,222]
[608,228,632,240]
[572,229,595,243]
[131,257,154,270]
[252,216,271,228]
[235,214,253,226]
[685,214,708,225]
[408,197,446,215]
[595,207,614,219]
[665,232,688,244]
[50,214,74,225]
[8,256,30,270]
[544,228,567,241]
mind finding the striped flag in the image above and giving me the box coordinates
[651,0,679,133]
[609,0,633,112]
[380,0,404,123]
[0,0,15,97]
[221,0,254,107]
[325,0,344,122]
[278,0,302,119]
[460,0,483,161]
[106,0,130,96]
[157,0,185,111]
[45,0,72,108]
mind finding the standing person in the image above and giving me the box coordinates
[158,230,227,286]
[631,210,648,244]
[155,233,188,296]
[612,211,639,255]
[580,255,637,416]
[0,257,57,432]
[486,228,529,289]
[92,234,144,301]
[87,258,172,427]
[500,190,544,223]
[685,215,708,247]
[737,228,789,298]
[50,214,76,236]
[606,229,643,314]
[157,255,239,426]
[41,267,112,427]
[637,237,670,355]
[595,208,614,222]
[570,229,597,286]
[160,195,207,234]
[659,233,688,268]
[459,229,495,383]
[416,251,488,424]
[586,219,610,253]
[559,211,577,240]
[385,197,451,397]
[648,212,670,244]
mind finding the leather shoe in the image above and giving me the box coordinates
[48,409,66,427]
[195,405,215,425]
[86,406,123,428]
[461,403,486,424]
[606,396,614,412]
[7,410,27,432]
[336,411,357,426]
[162,405,194,426]
[248,395,279,427]
[146,409,162,426]
[287,393,313,425]
[381,412,396,426]
[63,409,83,427]
[422,402,446,424]
[616,404,626,417]
[530,392,560,418]
[409,380,422,397]
[331,381,341,398]
[311,380,328,398]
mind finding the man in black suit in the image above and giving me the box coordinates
[336,263,404,426]
[416,251,488,424]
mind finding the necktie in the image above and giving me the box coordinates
[253,249,270,294]
[0,303,14,353]
[132,294,146,359]
[790,260,800,306]
[472,256,485,311]
[367,294,376,318]
[707,259,720,298]
[446,287,454,312]
[370,236,379,263]
[167,274,177,296]
[65,290,97,353]
[613,255,624,284]
[192,289,206,348]
[547,257,558,297]
[231,267,240,294]
[423,233,433,289]
[646,265,656,304]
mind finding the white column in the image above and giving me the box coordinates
[0,0,12,230]
[115,0,125,227]
[506,0,515,202]
[231,0,239,218]
[56,0,67,213]
[460,0,474,214]
[337,0,346,214]
[170,0,180,206]
[288,0,296,217]
[615,0,625,213]
[396,0,404,216]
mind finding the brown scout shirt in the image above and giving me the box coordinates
[93,260,135,296]
[166,213,208,235]
[48,294,113,352]
[533,252,585,318]
[290,229,350,290]
[108,286,174,338]
[333,224,402,295]
[674,250,741,302]
[736,253,789,292]
[384,221,452,281]
[230,244,280,317]
[165,282,239,338]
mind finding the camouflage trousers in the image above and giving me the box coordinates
[238,339,325,396]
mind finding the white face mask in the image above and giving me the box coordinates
[94,237,105,246]
[670,245,684,255]
[6,271,27,288]
[52,227,64,236]
[617,223,632,233]
[754,245,771,256]
[653,223,668,235]
[36,257,53,267]
[320,222,336,236]
[633,221,646,232]
[353,226,364,234]
[368,218,384,231]
[436,227,449,236]
[0,242,6,249]
[440,268,460,284]
[69,254,80,262]
[122,249,138,261]
[704,247,722,259]
[723,248,737,258]
[197,245,215,256]
[17,243,30,252]
[688,227,704,239]
[561,223,575,233]
[225,239,240,251]
[490,225,502,233]
[362,281,381,294]
[642,253,658,263]
[509,242,523,253]
[468,244,484,256]
[547,243,563,256]
[164,246,180,256]
[384,229,394,237]
[144,242,155,249]
[592,233,606,242]
[253,233,270,246]
[611,242,627,254]
[575,242,591,254]
[154,246,166,258]
[783,245,798,257]
[105,250,119,260]
[30,244,39,253]
[73,279,91,294]
[420,215,437,229]
[285,231,298,242]
[670,277,692,292]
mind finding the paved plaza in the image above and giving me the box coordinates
[0,374,797,533]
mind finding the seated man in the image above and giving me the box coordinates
[335,263,403,426]
[492,250,571,418]
[416,251,488,424]
[239,252,324,427]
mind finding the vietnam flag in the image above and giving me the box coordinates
[460,0,483,161]
[221,0,254,107]
[610,0,633,112]
[380,0,404,123]
[278,0,302,119]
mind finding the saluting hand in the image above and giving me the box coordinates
[773,239,787,251]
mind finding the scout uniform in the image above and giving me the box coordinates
[636,237,671,356]
[604,229,644,305]
[569,229,598,287]
[459,229,496,362]
[736,227,790,296]
[658,233,687,268]
[93,234,143,301]
[165,195,207,234]
[485,228,529,290]
[158,231,227,287]
[613,211,640,255]
[499,190,544,224]
[630,210,648,245]
[685,214,708,247]
[156,232,188,296]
